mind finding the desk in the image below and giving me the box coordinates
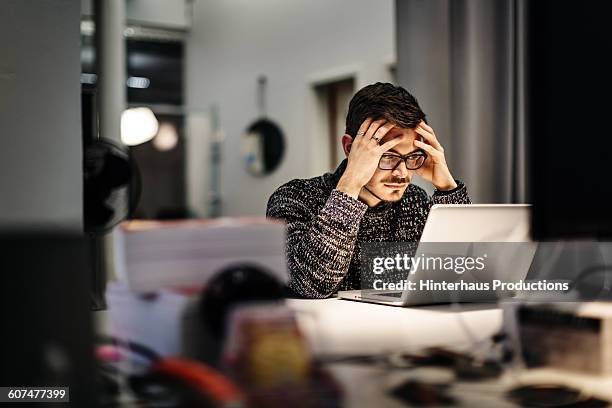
[287,297,502,355]
[286,298,612,407]
[100,291,612,407]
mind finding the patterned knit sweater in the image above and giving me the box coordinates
[266,159,471,298]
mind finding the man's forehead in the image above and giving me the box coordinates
[383,126,416,138]
[381,127,417,143]
[378,127,419,155]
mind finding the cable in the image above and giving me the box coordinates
[96,335,160,364]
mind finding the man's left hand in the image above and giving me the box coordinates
[413,121,458,191]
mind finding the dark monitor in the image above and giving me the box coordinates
[528,0,612,240]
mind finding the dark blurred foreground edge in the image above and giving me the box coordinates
[528,0,612,240]
[0,233,96,407]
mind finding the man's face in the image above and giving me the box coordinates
[363,126,421,202]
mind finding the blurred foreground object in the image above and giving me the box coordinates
[223,304,311,388]
[83,136,141,310]
[106,282,191,358]
[113,218,287,293]
[223,303,342,408]
[95,337,244,407]
[0,235,95,406]
[528,0,612,239]
[84,137,140,234]
[103,265,280,406]
[199,264,286,341]
[82,86,142,310]
[518,302,612,375]
[506,384,609,407]
[106,264,286,365]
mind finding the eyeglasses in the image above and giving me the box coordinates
[378,151,427,170]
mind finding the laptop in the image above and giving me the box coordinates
[337,204,537,306]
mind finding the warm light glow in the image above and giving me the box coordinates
[121,107,159,146]
[152,122,179,151]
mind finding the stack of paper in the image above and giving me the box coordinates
[113,217,287,293]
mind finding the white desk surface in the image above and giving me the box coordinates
[286,297,612,407]
[287,297,502,356]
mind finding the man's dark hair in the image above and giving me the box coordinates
[345,82,426,137]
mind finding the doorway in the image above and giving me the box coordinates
[314,77,355,171]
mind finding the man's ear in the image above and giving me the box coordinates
[341,134,353,157]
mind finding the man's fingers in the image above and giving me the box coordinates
[417,121,439,139]
[419,121,434,132]
[414,139,440,156]
[378,135,403,151]
[364,119,387,140]
[371,123,395,143]
[355,118,374,138]
[415,126,443,151]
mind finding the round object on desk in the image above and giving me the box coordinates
[199,264,285,340]
[506,384,592,407]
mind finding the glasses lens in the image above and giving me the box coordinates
[406,154,426,169]
[379,155,402,170]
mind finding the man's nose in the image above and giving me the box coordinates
[392,160,410,178]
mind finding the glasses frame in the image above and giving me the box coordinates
[378,150,428,171]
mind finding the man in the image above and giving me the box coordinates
[266,83,471,298]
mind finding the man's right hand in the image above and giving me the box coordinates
[336,118,402,199]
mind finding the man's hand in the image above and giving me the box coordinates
[413,121,457,191]
[337,118,402,199]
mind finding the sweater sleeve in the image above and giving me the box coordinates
[266,187,368,298]
[431,180,471,205]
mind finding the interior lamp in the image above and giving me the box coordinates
[121,107,159,146]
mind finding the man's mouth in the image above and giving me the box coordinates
[384,183,407,189]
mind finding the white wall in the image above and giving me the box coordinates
[186,0,395,216]
[82,0,192,29]
[0,0,82,232]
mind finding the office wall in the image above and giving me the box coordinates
[0,0,83,232]
[81,0,191,29]
[186,0,395,216]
